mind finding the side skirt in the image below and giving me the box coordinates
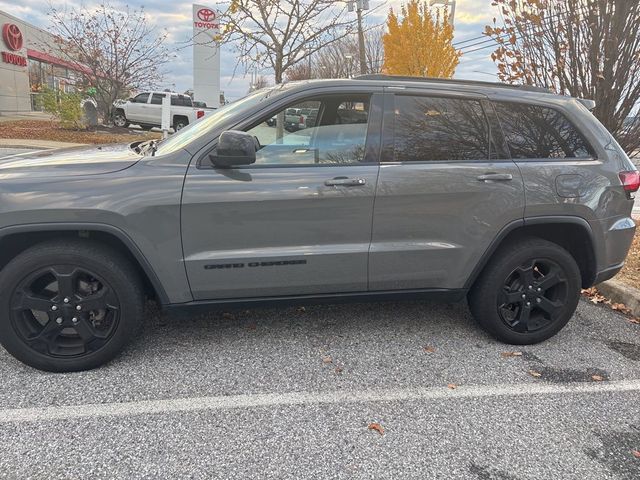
[164,288,468,316]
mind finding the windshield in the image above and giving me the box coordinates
[154,85,288,156]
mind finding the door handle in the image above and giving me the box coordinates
[477,173,513,182]
[324,177,366,187]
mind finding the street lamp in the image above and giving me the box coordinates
[344,54,354,78]
[429,0,456,23]
[347,0,369,75]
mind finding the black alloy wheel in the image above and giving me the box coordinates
[468,237,581,345]
[10,265,120,358]
[498,258,568,333]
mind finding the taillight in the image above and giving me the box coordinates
[619,170,640,193]
[197,110,205,119]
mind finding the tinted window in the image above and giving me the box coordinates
[394,96,490,161]
[244,96,370,165]
[493,102,594,159]
[170,96,181,106]
[150,93,164,105]
[133,93,149,103]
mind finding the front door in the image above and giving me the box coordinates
[369,90,525,291]
[181,92,382,300]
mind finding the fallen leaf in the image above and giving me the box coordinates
[628,318,640,325]
[611,303,631,314]
[591,374,604,382]
[632,450,640,458]
[297,306,306,313]
[501,351,523,358]
[222,312,235,320]
[368,423,384,435]
[322,356,332,364]
[334,366,343,374]
[447,383,457,390]
[529,369,542,378]
[424,346,436,353]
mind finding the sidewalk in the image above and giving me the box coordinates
[0,112,53,123]
[0,138,86,149]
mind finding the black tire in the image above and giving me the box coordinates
[173,117,188,131]
[113,111,130,128]
[468,237,581,345]
[0,240,144,372]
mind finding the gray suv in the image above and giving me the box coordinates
[0,75,637,372]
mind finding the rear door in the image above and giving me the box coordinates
[181,89,383,300]
[369,88,525,291]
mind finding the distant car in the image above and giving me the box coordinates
[266,116,277,127]
[112,92,206,131]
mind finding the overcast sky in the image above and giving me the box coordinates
[0,0,499,101]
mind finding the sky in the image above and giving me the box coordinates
[0,0,499,101]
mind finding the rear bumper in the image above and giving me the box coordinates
[594,262,624,285]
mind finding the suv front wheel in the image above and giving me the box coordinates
[113,111,130,128]
[468,237,581,344]
[0,240,144,372]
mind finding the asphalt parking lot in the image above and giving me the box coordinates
[0,298,638,479]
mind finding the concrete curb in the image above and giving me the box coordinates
[0,139,87,149]
[596,279,640,317]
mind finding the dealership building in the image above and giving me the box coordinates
[1,5,221,114]
[0,10,91,113]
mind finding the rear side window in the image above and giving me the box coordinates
[493,101,594,159]
[150,93,164,105]
[393,96,491,161]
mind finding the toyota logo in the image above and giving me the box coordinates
[197,8,216,22]
[2,23,23,51]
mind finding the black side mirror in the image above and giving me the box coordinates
[211,130,259,167]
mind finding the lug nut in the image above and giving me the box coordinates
[71,317,78,323]
[55,317,63,324]
[63,297,69,303]
[76,305,82,311]
[537,287,542,292]
[526,302,531,306]
[521,294,526,299]
[51,305,58,311]
[536,298,541,303]
[528,285,533,289]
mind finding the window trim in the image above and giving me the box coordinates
[197,92,383,169]
[385,92,504,164]
[491,99,598,161]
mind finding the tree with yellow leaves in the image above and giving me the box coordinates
[383,0,460,78]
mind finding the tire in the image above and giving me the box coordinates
[0,240,144,372]
[173,118,188,131]
[113,112,129,128]
[468,237,581,345]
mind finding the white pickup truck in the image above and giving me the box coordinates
[112,92,206,131]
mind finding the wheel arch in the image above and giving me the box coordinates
[0,223,169,305]
[466,216,598,290]
[172,115,189,128]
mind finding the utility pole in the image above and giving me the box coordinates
[347,0,369,75]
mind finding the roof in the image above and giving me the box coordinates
[353,74,552,94]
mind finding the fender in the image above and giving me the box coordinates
[0,222,169,305]
[464,215,597,290]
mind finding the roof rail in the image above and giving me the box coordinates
[353,74,553,94]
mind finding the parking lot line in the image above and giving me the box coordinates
[1,379,639,424]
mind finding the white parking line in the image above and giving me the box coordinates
[1,379,639,424]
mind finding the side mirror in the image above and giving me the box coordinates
[211,130,259,167]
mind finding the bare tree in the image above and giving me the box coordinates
[312,27,384,79]
[285,63,313,81]
[48,2,172,120]
[485,0,640,154]
[219,0,369,84]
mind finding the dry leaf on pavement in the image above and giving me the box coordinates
[632,450,640,459]
[322,356,332,364]
[368,423,384,435]
[591,374,604,382]
[424,346,436,353]
[501,351,523,358]
[447,383,457,390]
[222,312,235,320]
[528,370,542,378]
[297,306,306,313]
[334,366,343,374]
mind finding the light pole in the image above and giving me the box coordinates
[345,54,354,78]
[347,0,369,75]
[429,0,456,23]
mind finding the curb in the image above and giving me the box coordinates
[0,139,87,149]
[595,279,640,317]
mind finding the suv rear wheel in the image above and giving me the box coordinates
[468,237,581,344]
[173,117,188,131]
[0,240,144,372]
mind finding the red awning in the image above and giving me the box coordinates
[27,49,94,76]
